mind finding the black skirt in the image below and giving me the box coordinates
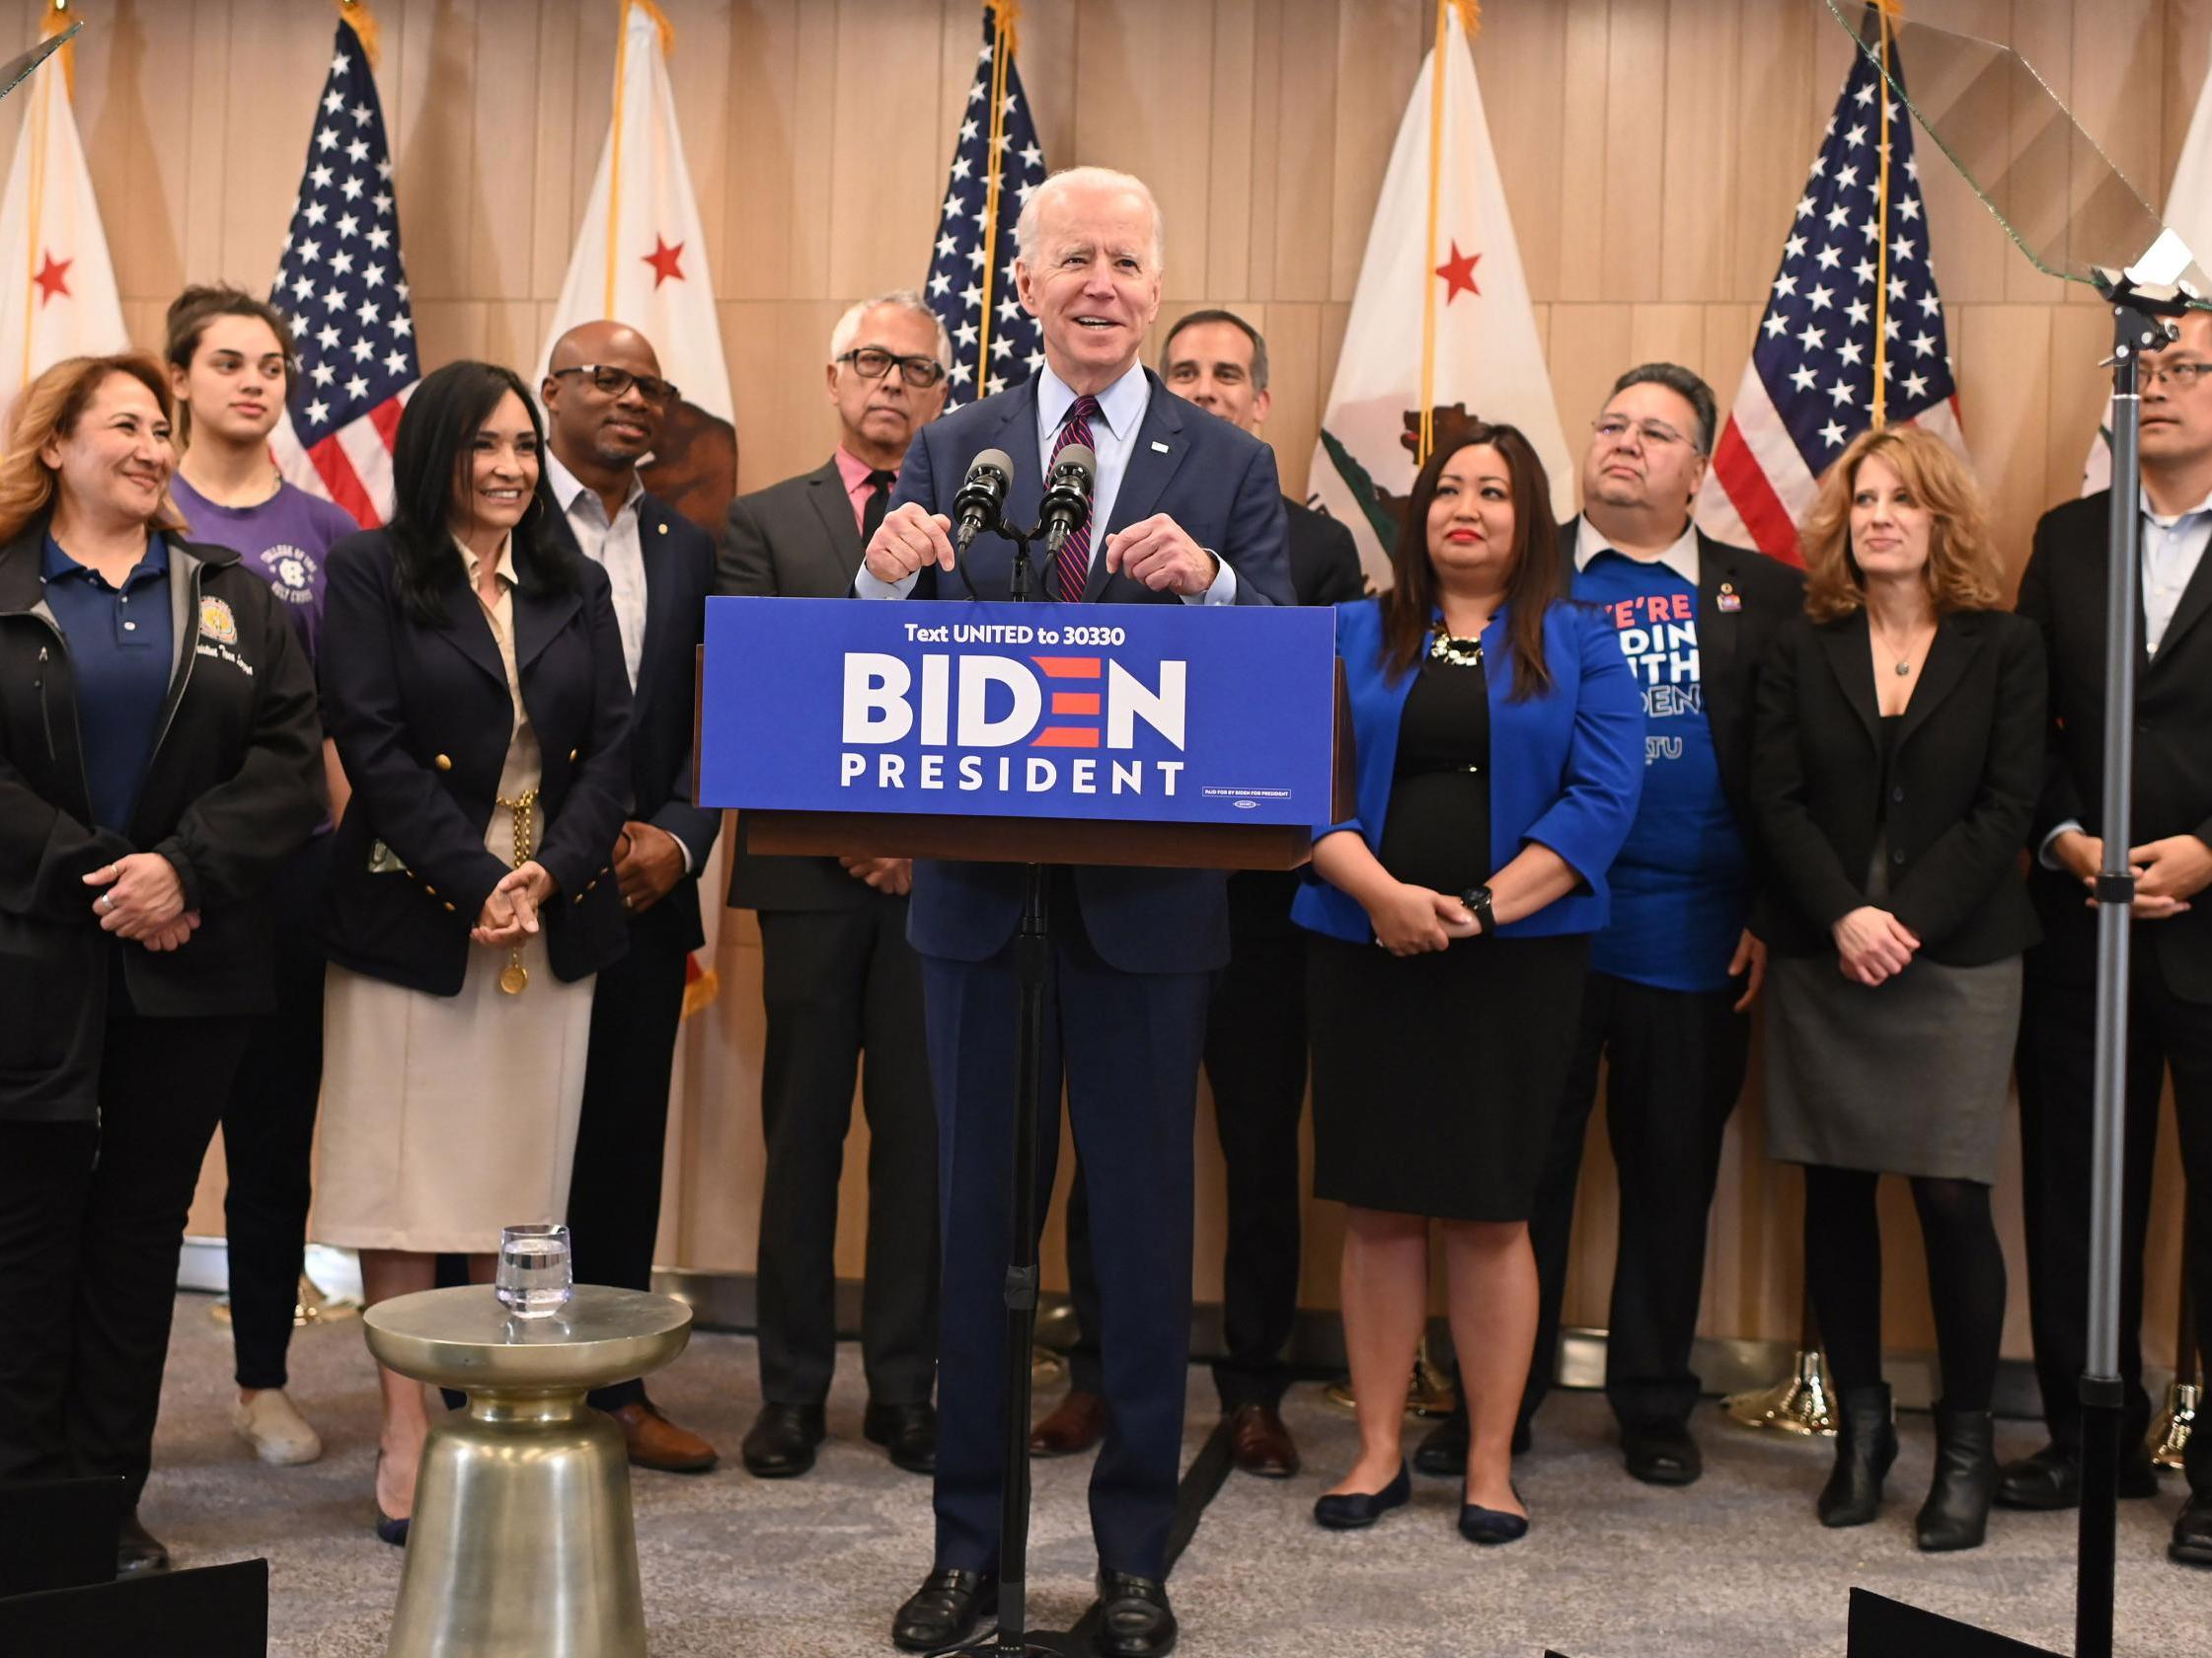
[1308,930,1589,1222]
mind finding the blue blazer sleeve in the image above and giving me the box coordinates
[1518,605,1646,887]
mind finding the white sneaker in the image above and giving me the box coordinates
[231,1389,324,1466]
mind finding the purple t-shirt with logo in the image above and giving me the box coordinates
[169,475,359,668]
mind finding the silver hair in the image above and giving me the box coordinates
[827,290,953,369]
[1014,166,1165,274]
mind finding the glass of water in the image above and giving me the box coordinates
[496,1223,572,1319]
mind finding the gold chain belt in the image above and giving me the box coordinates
[493,787,539,995]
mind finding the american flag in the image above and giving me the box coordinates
[925,2,1046,408]
[267,16,419,529]
[1698,5,1964,564]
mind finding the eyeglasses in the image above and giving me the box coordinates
[1592,415,1699,452]
[2144,360,2212,390]
[837,347,949,389]
[549,364,681,406]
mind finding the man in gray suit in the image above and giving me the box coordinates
[718,291,949,1479]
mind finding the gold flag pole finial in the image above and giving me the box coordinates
[43,0,73,99]
[336,0,382,69]
[987,0,1022,61]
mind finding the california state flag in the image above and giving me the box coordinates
[0,21,126,398]
[537,0,735,536]
[1311,0,1572,585]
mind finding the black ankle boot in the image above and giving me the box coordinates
[1916,1405,1996,1551]
[1818,1385,1897,1528]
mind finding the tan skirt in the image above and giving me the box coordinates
[313,931,594,1254]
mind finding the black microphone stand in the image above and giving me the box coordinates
[957,515,1087,1658]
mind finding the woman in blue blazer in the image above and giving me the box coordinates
[314,361,634,1542]
[1294,423,1643,1545]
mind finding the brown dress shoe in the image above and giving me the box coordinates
[1228,1401,1300,1478]
[607,1399,719,1473]
[1029,1389,1108,1457]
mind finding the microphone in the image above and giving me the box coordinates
[1039,443,1097,557]
[953,448,1014,551]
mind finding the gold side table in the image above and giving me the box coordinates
[362,1285,694,1658]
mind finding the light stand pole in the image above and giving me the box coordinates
[2076,269,2188,1658]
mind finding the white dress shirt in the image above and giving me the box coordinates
[857,358,1237,604]
[544,450,648,689]
[1573,513,1701,584]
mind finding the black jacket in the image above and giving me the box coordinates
[718,457,885,913]
[2017,491,2212,999]
[539,482,721,956]
[316,527,634,996]
[1752,607,2044,966]
[0,521,326,1121]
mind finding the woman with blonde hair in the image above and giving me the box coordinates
[1752,424,2043,1551]
[0,353,324,1573]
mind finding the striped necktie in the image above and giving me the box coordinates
[1050,394,1100,602]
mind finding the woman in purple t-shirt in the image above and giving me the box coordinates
[164,284,360,1470]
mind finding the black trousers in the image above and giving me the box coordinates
[568,930,692,1413]
[754,898,937,1406]
[221,835,329,1392]
[1523,971,1750,1432]
[0,1014,250,1506]
[2017,943,2212,1493]
[1064,923,1305,1408]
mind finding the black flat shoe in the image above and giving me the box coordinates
[2172,1496,2212,1567]
[1458,1485,1529,1546]
[1622,1419,1703,1486]
[1313,1462,1411,1530]
[864,1399,938,1475]
[891,1566,997,1652]
[1094,1570,1178,1658]
[1995,1440,2160,1510]
[741,1401,826,1479]
[114,1511,171,1577]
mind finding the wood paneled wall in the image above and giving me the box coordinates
[124,0,2197,1362]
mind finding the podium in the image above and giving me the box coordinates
[701,593,1346,1654]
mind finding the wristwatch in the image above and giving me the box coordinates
[1460,884,1495,936]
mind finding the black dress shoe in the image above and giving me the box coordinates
[2173,1496,2212,1567]
[114,1511,170,1577]
[891,1567,997,1652]
[1313,1462,1411,1530]
[1995,1440,2159,1510]
[1093,1570,1177,1658]
[1413,1403,1529,1476]
[1622,1419,1703,1486]
[864,1400,938,1474]
[740,1401,826,1478]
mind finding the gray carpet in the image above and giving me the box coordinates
[143,1293,2208,1657]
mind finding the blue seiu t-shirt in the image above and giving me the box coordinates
[168,475,358,670]
[1573,545,1748,992]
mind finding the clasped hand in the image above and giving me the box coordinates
[841,856,913,896]
[1368,880,1480,955]
[473,860,557,946]
[2053,830,2206,919]
[1833,905,1919,986]
[83,854,196,950]
[863,501,1217,595]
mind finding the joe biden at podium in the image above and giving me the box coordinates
[858,164,1291,1655]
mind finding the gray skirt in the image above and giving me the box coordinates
[1763,949,2021,1183]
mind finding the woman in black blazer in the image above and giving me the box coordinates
[1753,425,2043,1553]
[314,361,633,1541]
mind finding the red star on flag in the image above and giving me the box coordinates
[642,235,686,288]
[32,250,72,306]
[1434,241,1482,304]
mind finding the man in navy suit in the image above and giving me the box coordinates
[539,322,723,1472]
[860,167,1291,1657]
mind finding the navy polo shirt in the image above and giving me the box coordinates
[40,532,174,833]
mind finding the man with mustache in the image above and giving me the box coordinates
[718,292,949,1483]
[540,321,723,1473]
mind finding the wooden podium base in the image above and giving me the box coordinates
[743,808,1315,870]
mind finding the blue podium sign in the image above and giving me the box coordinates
[700,597,1337,828]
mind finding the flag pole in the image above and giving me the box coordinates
[1416,1,1451,467]
[1869,0,1899,429]
[973,0,1018,391]
[334,0,381,69]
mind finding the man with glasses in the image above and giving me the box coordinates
[717,290,950,1483]
[1419,363,1802,1488]
[539,321,724,1472]
[2009,311,2212,1568]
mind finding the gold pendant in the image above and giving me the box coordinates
[499,962,529,995]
